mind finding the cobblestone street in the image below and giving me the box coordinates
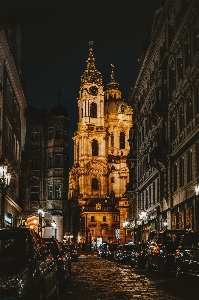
[60,255,199,300]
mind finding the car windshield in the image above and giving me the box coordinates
[0,230,29,256]
[123,244,136,251]
[108,244,118,250]
[44,241,59,256]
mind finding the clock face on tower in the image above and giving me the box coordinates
[89,85,98,96]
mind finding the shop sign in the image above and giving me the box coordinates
[5,212,12,226]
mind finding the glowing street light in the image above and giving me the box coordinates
[0,161,11,228]
[38,205,44,237]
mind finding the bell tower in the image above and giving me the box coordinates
[71,42,108,204]
[69,43,132,207]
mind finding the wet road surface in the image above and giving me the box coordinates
[60,254,199,300]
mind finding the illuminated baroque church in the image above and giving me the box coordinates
[69,42,132,208]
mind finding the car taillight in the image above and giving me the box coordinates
[176,249,181,256]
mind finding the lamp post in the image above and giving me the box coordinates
[195,178,199,229]
[38,205,44,238]
[122,220,129,244]
[139,210,147,241]
[51,220,57,239]
[0,162,11,228]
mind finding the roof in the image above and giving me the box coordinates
[49,103,68,117]
[82,197,120,213]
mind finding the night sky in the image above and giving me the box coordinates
[2,1,160,167]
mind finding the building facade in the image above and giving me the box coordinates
[69,42,132,243]
[0,16,27,227]
[128,0,199,241]
[21,102,70,242]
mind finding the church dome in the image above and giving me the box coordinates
[49,103,68,117]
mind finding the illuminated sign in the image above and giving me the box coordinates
[5,212,12,226]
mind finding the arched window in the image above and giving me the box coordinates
[120,132,125,149]
[111,133,114,147]
[92,178,99,190]
[90,102,97,118]
[92,140,98,156]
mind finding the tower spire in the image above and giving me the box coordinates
[58,83,61,105]
[106,64,120,91]
[110,64,115,82]
[80,41,103,86]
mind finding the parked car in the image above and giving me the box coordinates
[43,237,71,286]
[97,243,107,258]
[175,230,199,278]
[116,243,136,264]
[114,244,124,262]
[0,227,59,300]
[145,229,186,275]
[62,244,78,261]
[106,243,119,260]
[131,242,148,268]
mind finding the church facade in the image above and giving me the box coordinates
[69,42,132,244]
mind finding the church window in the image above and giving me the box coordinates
[64,128,68,140]
[92,178,99,190]
[49,127,53,140]
[92,140,98,156]
[113,215,119,222]
[120,132,125,149]
[56,126,62,139]
[90,102,97,118]
[111,177,114,183]
[102,216,106,222]
[111,133,114,147]
[90,216,95,222]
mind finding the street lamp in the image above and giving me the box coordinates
[51,220,57,239]
[139,210,148,241]
[195,178,199,229]
[0,162,11,228]
[122,220,129,244]
[38,205,44,238]
[195,179,199,196]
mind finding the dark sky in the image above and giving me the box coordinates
[2,1,160,167]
